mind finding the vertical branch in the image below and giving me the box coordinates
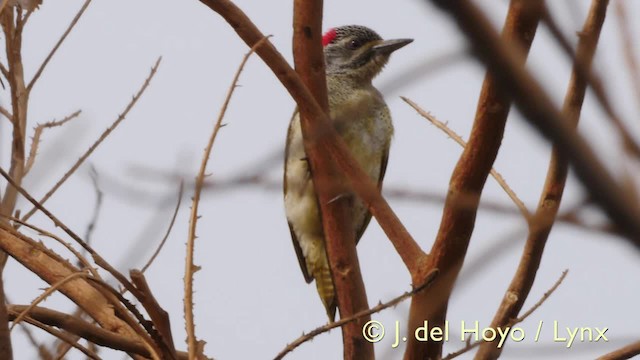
[404,1,543,359]
[476,1,609,358]
[292,1,373,358]
[0,7,28,359]
[0,7,28,218]
[423,0,640,245]
[184,37,264,359]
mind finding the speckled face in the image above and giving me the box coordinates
[322,25,385,76]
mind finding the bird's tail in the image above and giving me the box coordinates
[312,255,337,321]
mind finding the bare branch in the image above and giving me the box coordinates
[0,167,163,358]
[427,0,640,245]
[130,271,176,358]
[10,271,91,329]
[405,1,543,358]
[597,339,640,360]
[24,110,82,175]
[84,165,103,246]
[540,3,640,159]
[26,0,92,93]
[0,214,100,279]
[21,57,162,223]
[184,34,267,359]
[0,225,139,340]
[274,269,438,360]
[141,181,183,273]
[7,305,193,359]
[478,1,610,357]
[443,270,568,360]
[402,97,531,223]
[12,314,100,360]
[0,106,12,121]
[293,0,375,355]
[0,0,11,19]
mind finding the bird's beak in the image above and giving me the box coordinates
[372,38,413,55]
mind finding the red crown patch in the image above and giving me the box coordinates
[322,28,337,46]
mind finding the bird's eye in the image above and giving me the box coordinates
[347,39,362,50]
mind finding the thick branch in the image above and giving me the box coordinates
[405,1,543,359]
[426,0,640,245]
[292,1,372,358]
[597,340,640,360]
[477,1,609,358]
[0,227,137,338]
[7,305,190,360]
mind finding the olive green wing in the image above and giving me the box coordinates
[354,140,390,244]
[283,110,314,283]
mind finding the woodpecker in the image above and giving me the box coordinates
[284,25,412,320]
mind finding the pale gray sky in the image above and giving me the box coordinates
[3,0,640,359]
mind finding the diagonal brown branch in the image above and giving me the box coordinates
[275,269,438,360]
[425,0,640,245]
[10,271,91,330]
[597,339,640,360]
[405,1,543,358]
[141,181,183,273]
[0,226,139,340]
[7,305,191,359]
[11,314,100,360]
[476,1,610,358]
[402,97,531,223]
[26,0,92,93]
[21,57,161,223]
[443,270,568,360]
[197,0,425,280]
[539,3,640,159]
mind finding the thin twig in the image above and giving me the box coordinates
[442,270,568,360]
[0,167,164,359]
[540,3,640,159]
[427,0,640,244]
[0,105,11,120]
[84,165,103,245]
[274,269,439,360]
[0,220,141,346]
[11,314,100,360]
[21,57,162,223]
[141,181,183,273]
[184,34,268,359]
[0,214,99,279]
[10,271,91,329]
[26,0,92,93]
[7,305,190,359]
[402,97,531,222]
[597,339,640,360]
[24,110,82,175]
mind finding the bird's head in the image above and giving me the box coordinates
[322,25,412,82]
